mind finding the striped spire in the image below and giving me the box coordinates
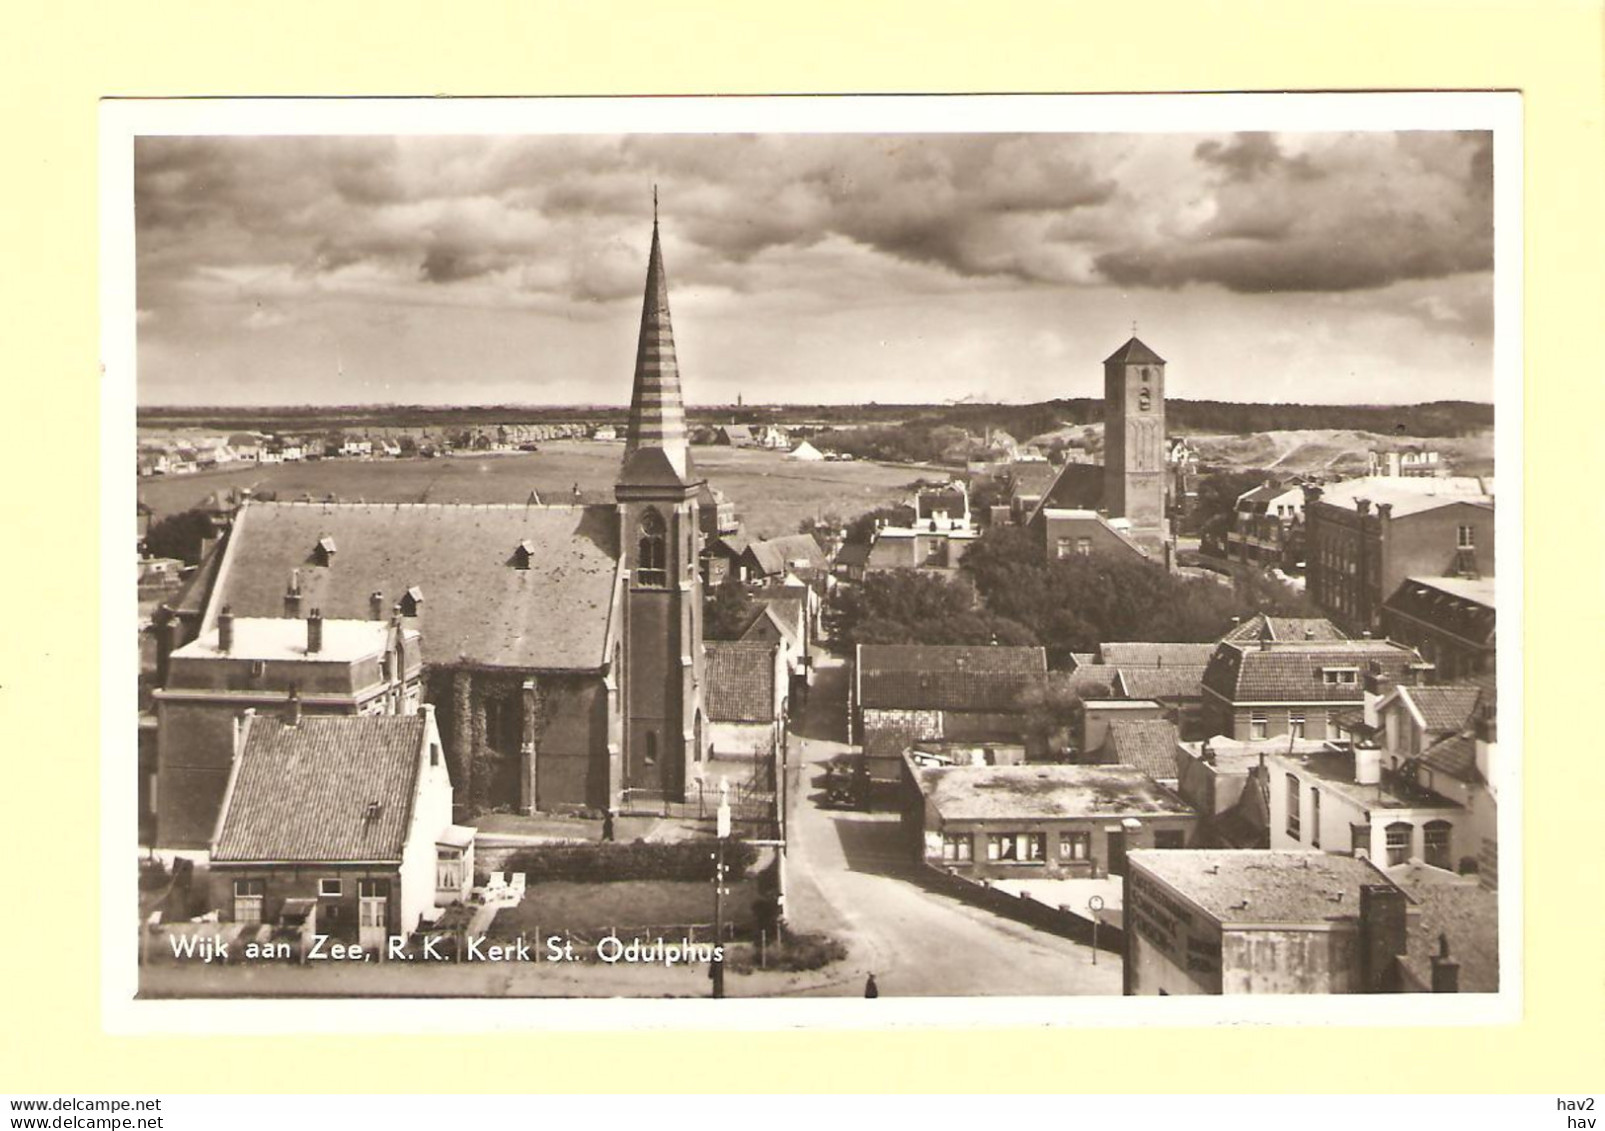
[620,213,691,485]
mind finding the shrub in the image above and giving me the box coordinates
[496,839,760,883]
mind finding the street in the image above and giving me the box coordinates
[781,652,1122,997]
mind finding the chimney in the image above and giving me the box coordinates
[217,605,234,654]
[370,590,384,620]
[1430,933,1460,993]
[307,608,324,655]
[284,686,302,727]
[1305,626,1315,640]
[1376,502,1393,521]
[283,569,302,618]
[1354,745,1382,786]
[1358,883,1408,992]
[1356,498,1371,516]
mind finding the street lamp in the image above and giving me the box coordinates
[1088,894,1105,964]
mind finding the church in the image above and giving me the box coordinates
[1026,335,1175,566]
[153,216,708,845]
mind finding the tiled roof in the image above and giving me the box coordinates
[859,644,1047,711]
[916,489,966,518]
[860,644,1047,675]
[1419,733,1479,782]
[741,604,800,650]
[834,542,871,567]
[1220,615,1348,644]
[1099,642,1218,668]
[703,642,777,723]
[208,501,620,671]
[1129,849,1398,926]
[1202,639,1423,703]
[1386,863,1499,993]
[914,762,1192,821]
[746,533,827,577]
[1114,666,1206,701]
[1104,719,1181,781]
[1030,462,1104,522]
[1104,336,1166,365]
[1401,686,1484,733]
[213,715,426,863]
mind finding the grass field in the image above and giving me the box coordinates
[135,440,924,539]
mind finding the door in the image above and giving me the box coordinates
[1106,830,1128,877]
[357,878,390,949]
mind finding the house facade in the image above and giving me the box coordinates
[153,612,422,849]
[1303,477,1494,635]
[902,758,1198,880]
[209,707,474,946]
[854,644,1049,780]
[1124,849,1416,995]
[1226,481,1305,567]
[1199,636,1427,743]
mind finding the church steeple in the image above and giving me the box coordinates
[619,209,693,487]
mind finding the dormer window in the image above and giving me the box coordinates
[400,586,423,616]
[314,536,337,567]
[637,509,668,587]
[1322,667,1360,686]
[513,540,535,570]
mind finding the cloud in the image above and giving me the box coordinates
[1095,131,1493,293]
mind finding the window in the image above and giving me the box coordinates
[1075,537,1092,557]
[436,847,465,892]
[1250,712,1268,740]
[318,878,342,898]
[637,509,668,586]
[1059,832,1091,861]
[1285,775,1301,840]
[987,833,1045,863]
[1457,524,1475,549]
[1310,790,1321,848]
[1289,713,1306,739]
[644,731,658,767]
[1385,822,1414,867]
[1424,821,1453,870]
[1055,537,1073,560]
[1154,829,1186,850]
[233,878,265,924]
[941,834,973,863]
[1351,824,1370,857]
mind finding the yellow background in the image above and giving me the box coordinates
[2,0,1602,1093]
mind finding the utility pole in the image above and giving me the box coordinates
[711,778,731,999]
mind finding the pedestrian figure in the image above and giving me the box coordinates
[601,810,615,842]
[710,954,725,999]
[864,973,879,999]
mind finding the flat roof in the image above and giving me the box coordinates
[1129,849,1400,926]
[171,617,411,663]
[1402,574,1497,608]
[1266,748,1462,812]
[913,761,1194,822]
[1316,476,1493,518]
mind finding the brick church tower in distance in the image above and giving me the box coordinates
[614,209,706,805]
[1102,335,1169,552]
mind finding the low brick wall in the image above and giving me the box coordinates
[920,864,1124,953]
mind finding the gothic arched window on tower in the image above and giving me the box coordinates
[637,508,668,587]
[1138,390,1152,412]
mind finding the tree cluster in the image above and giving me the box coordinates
[961,525,1319,666]
[828,570,1037,650]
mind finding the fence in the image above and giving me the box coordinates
[919,864,1125,954]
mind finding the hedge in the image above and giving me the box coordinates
[496,839,760,883]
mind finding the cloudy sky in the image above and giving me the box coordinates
[135,131,1494,407]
